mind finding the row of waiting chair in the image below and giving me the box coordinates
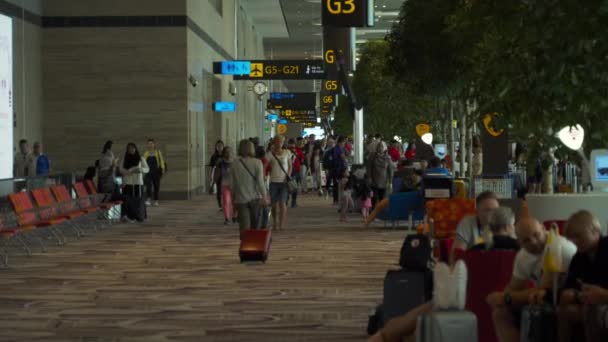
[0,180,122,267]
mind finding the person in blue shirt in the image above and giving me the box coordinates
[425,156,451,176]
[32,142,51,176]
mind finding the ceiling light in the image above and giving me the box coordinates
[382,4,386,8]
[558,124,585,150]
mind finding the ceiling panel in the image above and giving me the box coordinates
[245,0,406,92]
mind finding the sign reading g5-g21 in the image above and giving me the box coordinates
[322,0,369,27]
[233,60,326,80]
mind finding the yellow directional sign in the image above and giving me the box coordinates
[250,63,263,78]
[277,124,287,135]
[416,123,431,137]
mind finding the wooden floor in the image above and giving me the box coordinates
[0,194,407,342]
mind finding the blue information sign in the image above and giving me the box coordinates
[213,61,251,75]
[213,102,236,112]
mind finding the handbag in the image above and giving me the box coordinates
[272,152,298,193]
[239,158,267,206]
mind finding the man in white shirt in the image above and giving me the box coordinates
[450,191,500,262]
[13,139,32,178]
[487,217,577,342]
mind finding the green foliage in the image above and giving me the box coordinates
[335,40,434,140]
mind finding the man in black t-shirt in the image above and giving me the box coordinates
[559,210,608,342]
[470,206,519,251]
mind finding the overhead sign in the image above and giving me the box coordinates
[233,60,326,80]
[212,61,251,75]
[213,101,236,112]
[322,0,369,27]
[281,109,317,127]
[267,92,317,110]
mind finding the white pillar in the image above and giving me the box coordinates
[354,108,364,164]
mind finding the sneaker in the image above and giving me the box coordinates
[224,220,230,225]
[154,201,159,207]
[145,199,152,206]
[451,260,468,310]
[433,262,451,310]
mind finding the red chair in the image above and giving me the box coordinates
[8,192,66,245]
[543,220,566,235]
[0,212,34,266]
[461,250,518,342]
[84,179,123,210]
[31,188,84,237]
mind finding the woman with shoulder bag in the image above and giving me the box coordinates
[119,143,149,223]
[230,140,269,232]
[97,140,119,194]
[267,135,293,231]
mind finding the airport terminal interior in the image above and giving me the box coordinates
[1,0,608,341]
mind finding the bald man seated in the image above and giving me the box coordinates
[559,210,608,342]
[487,217,577,342]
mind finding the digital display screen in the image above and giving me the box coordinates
[0,14,12,180]
[434,144,447,159]
[595,155,608,181]
[213,102,236,112]
[267,92,317,110]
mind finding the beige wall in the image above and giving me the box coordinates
[186,0,266,193]
[13,16,43,149]
[42,27,188,196]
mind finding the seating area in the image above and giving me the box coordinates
[0,180,121,267]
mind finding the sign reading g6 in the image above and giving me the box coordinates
[322,0,368,27]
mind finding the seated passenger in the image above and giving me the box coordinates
[425,156,451,176]
[487,218,577,342]
[370,207,518,342]
[364,171,422,227]
[451,191,500,260]
[469,206,519,251]
[559,210,608,342]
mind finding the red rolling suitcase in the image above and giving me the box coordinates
[239,229,272,262]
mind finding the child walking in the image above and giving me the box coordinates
[339,170,354,222]
[356,179,373,222]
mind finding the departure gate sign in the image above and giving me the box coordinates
[322,0,368,27]
[233,60,326,80]
[267,92,317,110]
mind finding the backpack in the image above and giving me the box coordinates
[322,147,335,170]
[399,234,432,270]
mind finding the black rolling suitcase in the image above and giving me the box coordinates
[382,269,433,325]
[124,185,147,222]
[520,305,557,342]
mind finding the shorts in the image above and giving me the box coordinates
[269,182,289,205]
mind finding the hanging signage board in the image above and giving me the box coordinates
[233,60,326,80]
[322,0,370,27]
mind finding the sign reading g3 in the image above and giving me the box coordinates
[326,0,356,14]
[322,0,368,27]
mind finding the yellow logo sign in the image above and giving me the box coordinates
[250,63,263,78]
[325,50,335,64]
[482,113,505,137]
[277,124,287,135]
[416,123,431,137]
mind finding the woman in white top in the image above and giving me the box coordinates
[268,135,292,231]
[119,143,149,222]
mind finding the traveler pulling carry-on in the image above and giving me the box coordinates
[239,229,272,262]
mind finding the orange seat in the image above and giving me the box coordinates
[31,188,85,221]
[426,198,476,239]
[7,192,63,228]
[85,179,122,206]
